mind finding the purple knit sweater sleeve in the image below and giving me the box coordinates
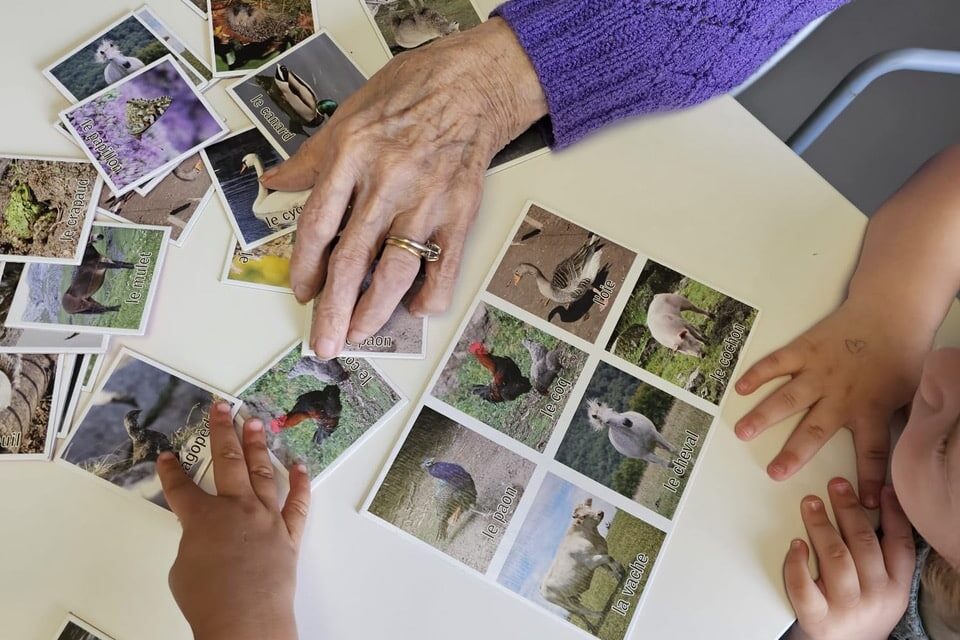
[492,0,848,148]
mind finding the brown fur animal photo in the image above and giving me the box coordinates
[4,222,169,335]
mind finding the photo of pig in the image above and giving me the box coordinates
[555,362,714,519]
[486,204,636,343]
[497,473,665,640]
[606,260,757,405]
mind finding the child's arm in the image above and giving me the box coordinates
[783,480,915,640]
[735,144,960,508]
[157,403,311,640]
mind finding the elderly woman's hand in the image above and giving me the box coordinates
[261,18,547,359]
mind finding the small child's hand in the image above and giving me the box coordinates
[734,300,926,508]
[157,403,311,640]
[785,479,915,640]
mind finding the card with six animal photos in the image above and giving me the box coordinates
[430,301,587,451]
[58,348,240,512]
[554,361,713,520]
[203,126,302,250]
[0,354,65,461]
[96,153,214,247]
[43,6,214,104]
[5,222,169,336]
[0,263,109,353]
[51,613,115,640]
[235,342,405,484]
[222,232,295,294]
[497,473,666,640]
[606,259,758,406]
[227,31,367,158]
[365,405,535,573]
[59,56,228,196]
[207,0,317,77]
[0,155,100,264]
[487,203,636,344]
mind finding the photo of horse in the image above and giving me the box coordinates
[497,474,665,640]
[4,223,169,335]
[607,260,758,405]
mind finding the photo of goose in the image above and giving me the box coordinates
[204,127,301,250]
[229,32,366,157]
[487,204,637,343]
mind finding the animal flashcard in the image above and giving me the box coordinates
[97,153,214,246]
[228,31,367,158]
[606,259,758,405]
[180,0,208,19]
[431,301,587,451]
[58,348,239,512]
[51,613,115,640]
[360,0,481,57]
[554,362,713,519]
[203,126,303,250]
[0,263,108,353]
[221,233,295,293]
[5,222,170,336]
[0,354,64,460]
[80,352,104,393]
[497,474,666,640]
[207,0,317,77]
[366,406,535,573]
[43,7,213,103]
[235,342,405,484]
[60,57,228,196]
[0,155,100,264]
[487,203,637,343]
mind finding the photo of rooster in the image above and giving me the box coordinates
[238,345,402,481]
[432,302,587,451]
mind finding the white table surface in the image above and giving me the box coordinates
[3,2,959,639]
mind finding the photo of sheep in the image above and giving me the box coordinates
[97,154,213,245]
[0,263,107,353]
[60,350,236,510]
[555,362,713,519]
[362,0,480,57]
[606,260,758,405]
[236,344,403,483]
[431,302,588,451]
[53,614,114,640]
[204,127,303,250]
[224,233,294,292]
[44,9,210,102]
[367,406,535,572]
[497,474,666,640]
[0,354,62,460]
[209,0,316,76]
[229,32,366,157]
[5,223,169,336]
[61,58,227,195]
[0,156,99,263]
[487,204,636,343]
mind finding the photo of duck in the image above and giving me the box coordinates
[238,152,311,222]
[512,232,604,305]
[274,65,339,127]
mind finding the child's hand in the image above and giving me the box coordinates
[784,479,915,640]
[734,300,926,508]
[157,403,311,640]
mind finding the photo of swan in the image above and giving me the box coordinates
[228,31,366,157]
[203,126,304,250]
[486,203,637,344]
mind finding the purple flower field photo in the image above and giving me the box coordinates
[64,59,224,193]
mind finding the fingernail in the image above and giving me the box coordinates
[347,329,367,344]
[313,337,338,360]
[830,478,851,494]
[262,166,278,180]
[736,380,750,393]
[247,419,263,432]
[767,462,786,479]
[295,463,308,474]
[805,497,822,511]
[158,451,176,463]
[918,373,944,412]
[791,539,804,550]
[294,285,312,303]
[736,424,753,440]
[216,402,231,413]
[862,492,879,509]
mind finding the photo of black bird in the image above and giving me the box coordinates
[421,457,485,541]
[468,342,531,403]
[124,409,173,464]
[270,386,342,446]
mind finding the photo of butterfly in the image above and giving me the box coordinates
[125,96,172,139]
